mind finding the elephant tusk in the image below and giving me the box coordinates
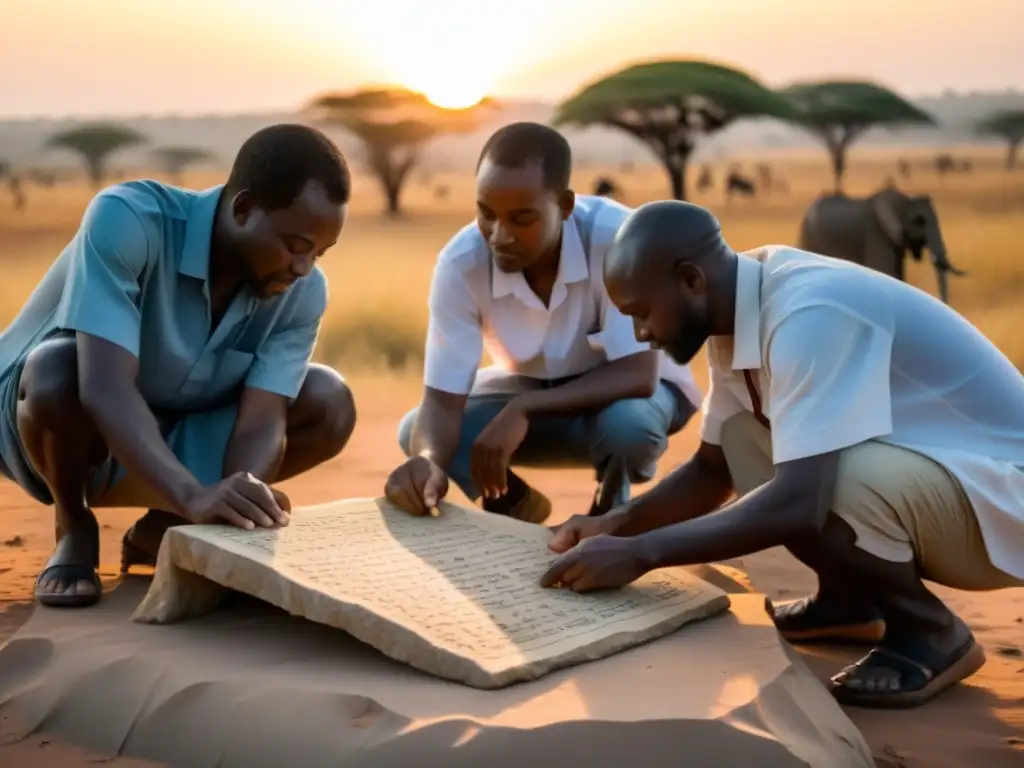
[932,253,967,277]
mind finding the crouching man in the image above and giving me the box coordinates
[384,123,701,522]
[541,200,1024,709]
[0,124,357,608]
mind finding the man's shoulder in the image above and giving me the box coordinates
[754,245,895,329]
[755,245,880,298]
[288,264,328,309]
[90,179,192,223]
[437,221,486,265]
[572,194,632,248]
[433,221,491,294]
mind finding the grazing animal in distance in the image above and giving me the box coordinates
[725,171,756,200]
[798,187,967,304]
[696,165,714,192]
[593,177,620,197]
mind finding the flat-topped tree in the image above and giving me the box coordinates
[975,109,1024,170]
[46,122,147,188]
[553,60,798,201]
[152,146,216,184]
[305,87,498,216]
[781,80,936,193]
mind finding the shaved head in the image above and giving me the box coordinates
[604,200,738,364]
[606,200,728,282]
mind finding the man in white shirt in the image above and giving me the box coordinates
[384,123,702,523]
[540,200,1024,710]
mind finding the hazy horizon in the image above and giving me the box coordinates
[1,0,1020,119]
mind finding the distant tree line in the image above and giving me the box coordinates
[7,56,1023,214]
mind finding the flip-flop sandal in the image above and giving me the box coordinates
[34,564,102,608]
[829,632,986,709]
[120,509,184,574]
[120,531,158,574]
[765,595,885,644]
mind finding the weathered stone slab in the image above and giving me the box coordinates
[132,497,731,689]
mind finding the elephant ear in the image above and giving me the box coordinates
[871,195,905,247]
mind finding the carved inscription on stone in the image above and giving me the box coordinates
[200,501,723,664]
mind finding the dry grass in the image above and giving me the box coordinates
[0,143,1022,379]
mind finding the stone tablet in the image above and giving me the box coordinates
[133,497,730,689]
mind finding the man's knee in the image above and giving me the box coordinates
[293,364,356,456]
[396,406,419,457]
[591,399,669,480]
[18,335,82,430]
[719,411,762,452]
[718,412,773,494]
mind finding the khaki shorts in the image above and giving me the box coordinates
[719,412,1023,591]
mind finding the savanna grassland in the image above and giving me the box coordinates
[3,145,1020,378]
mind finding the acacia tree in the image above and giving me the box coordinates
[46,122,147,188]
[781,80,935,193]
[553,60,798,201]
[152,146,216,184]
[305,88,497,216]
[975,109,1024,170]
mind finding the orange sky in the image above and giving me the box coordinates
[0,0,1020,118]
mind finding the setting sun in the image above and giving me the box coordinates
[420,76,492,110]
[426,91,485,110]
[343,1,549,112]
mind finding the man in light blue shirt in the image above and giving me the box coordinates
[0,123,356,609]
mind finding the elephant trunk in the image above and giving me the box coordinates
[935,264,950,305]
[924,213,966,305]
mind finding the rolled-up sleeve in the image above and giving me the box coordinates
[767,304,894,463]
[245,272,328,400]
[53,192,150,357]
[698,344,747,445]
[423,260,483,395]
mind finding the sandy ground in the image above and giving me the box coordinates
[0,376,1021,767]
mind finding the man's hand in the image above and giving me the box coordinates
[540,535,653,593]
[547,510,628,553]
[385,456,450,516]
[470,403,529,499]
[182,472,291,529]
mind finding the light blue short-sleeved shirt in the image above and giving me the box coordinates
[0,180,328,411]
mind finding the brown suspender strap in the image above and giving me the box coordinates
[742,369,770,429]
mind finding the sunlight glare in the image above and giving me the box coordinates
[345,2,544,109]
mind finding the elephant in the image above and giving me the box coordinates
[797,187,966,304]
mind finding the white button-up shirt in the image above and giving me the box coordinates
[422,194,702,407]
[702,245,1024,581]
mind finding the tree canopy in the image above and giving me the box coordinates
[975,109,1024,170]
[554,59,798,200]
[781,80,935,192]
[305,87,498,215]
[45,122,148,188]
[152,146,216,183]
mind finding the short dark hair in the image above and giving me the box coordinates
[225,123,351,210]
[477,122,572,191]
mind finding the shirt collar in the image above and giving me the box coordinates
[179,184,225,281]
[730,251,765,370]
[490,213,589,301]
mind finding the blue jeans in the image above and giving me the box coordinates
[396,381,696,511]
